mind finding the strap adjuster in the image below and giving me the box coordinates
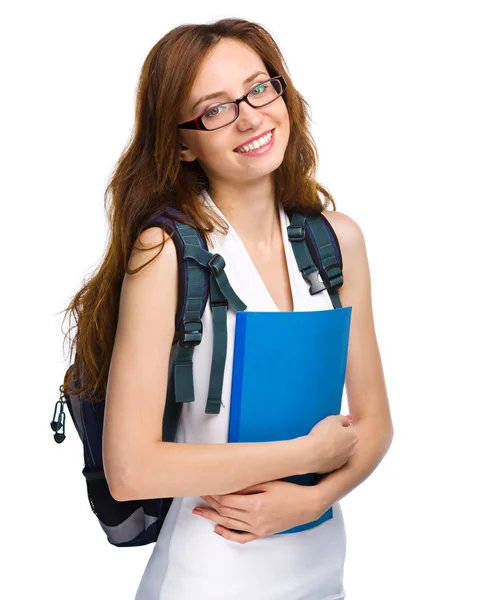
[208,253,226,276]
[210,299,228,308]
[320,265,343,292]
[287,225,306,241]
[180,319,203,347]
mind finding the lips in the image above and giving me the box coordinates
[233,128,275,152]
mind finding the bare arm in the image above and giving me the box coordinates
[103,226,313,502]
[120,437,311,501]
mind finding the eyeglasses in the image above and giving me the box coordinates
[177,75,286,131]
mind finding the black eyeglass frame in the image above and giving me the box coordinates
[177,75,287,131]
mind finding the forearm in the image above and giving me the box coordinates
[311,416,394,514]
[117,435,312,501]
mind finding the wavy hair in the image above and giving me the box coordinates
[59,17,337,402]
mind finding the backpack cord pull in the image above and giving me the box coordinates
[50,385,67,443]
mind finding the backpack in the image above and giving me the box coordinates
[50,205,344,547]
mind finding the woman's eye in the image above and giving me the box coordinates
[250,83,268,96]
[205,105,224,118]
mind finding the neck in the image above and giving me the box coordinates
[208,177,279,248]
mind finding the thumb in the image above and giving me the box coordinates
[341,414,353,426]
[237,483,267,494]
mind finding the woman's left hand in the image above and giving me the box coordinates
[192,480,322,544]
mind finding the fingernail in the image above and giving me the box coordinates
[192,509,203,516]
[215,529,223,536]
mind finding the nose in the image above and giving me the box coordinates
[235,100,263,131]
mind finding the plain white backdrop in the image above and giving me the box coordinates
[2,1,488,598]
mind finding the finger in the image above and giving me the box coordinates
[200,496,220,511]
[192,507,251,531]
[215,492,259,511]
[198,497,248,520]
[215,526,260,544]
[202,494,249,513]
[201,495,235,509]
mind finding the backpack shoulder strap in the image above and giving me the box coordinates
[144,207,210,337]
[143,208,246,439]
[182,244,246,414]
[286,210,344,309]
[143,209,208,442]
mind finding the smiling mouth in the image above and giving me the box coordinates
[233,128,275,152]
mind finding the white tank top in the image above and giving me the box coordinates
[134,189,347,600]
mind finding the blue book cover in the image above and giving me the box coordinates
[228,307,352,535]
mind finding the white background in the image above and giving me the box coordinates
[2,1,488,598]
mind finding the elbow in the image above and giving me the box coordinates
[104,443,171,502]
[109,483,129,503]
[383,425,394,453]
[103,442,149,502]
[105,469,134,502]
[112,474,144,502]
[104,456,141,502]
[105,452,156,502]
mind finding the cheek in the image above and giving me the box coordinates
[199,134,235,162]
[278,102,290,129]
[276,107,290,145]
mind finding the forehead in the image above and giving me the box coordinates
[190,39,267,97]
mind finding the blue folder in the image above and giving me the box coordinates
[228,307,352,535]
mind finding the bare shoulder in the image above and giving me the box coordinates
[127,226,177,273]
[321,209,366,257]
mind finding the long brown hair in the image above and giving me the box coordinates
[60,17,337,402]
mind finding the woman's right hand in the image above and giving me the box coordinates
[306,414,360,474]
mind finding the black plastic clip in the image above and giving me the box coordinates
[319,264,343,293]
[302,268,326,295]
[287,225,306,241]
[50,386,67,443]
[180,318,203,347]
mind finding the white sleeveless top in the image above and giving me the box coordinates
[135,189,347,600]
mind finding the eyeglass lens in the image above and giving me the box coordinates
[201,78,283,130]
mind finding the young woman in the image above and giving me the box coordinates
[62,17,393,600]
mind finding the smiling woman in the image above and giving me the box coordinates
[59,15,392,600]
[176,48,291,181]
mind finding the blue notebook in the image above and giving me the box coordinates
[228,307,352,535]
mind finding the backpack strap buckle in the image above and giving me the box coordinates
[302,267,326,295]
[320,263,344,293]
[180,318,203,347]
[287,224,306,241]
[210,299,228,308]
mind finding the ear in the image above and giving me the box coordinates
[178,137,197,162]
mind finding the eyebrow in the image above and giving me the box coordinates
[191,71,269,112]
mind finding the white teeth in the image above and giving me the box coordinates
[236,130,273,153]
